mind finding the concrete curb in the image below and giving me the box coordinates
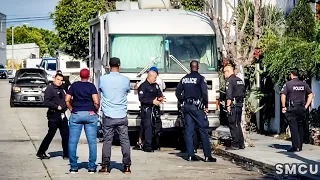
[213,147,319,180]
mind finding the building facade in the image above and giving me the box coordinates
[0,13,6,66]
[6,43,40,62]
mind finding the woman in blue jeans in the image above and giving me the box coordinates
[65,68,100,174]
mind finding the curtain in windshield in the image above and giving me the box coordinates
[167,35,215,73]
[110,35,164,72]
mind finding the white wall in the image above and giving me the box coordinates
[6,43,40,61]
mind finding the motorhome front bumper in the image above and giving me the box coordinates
[126,113,220,131]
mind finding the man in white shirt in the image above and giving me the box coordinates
[133,66,166,150]
[134,66,166,91]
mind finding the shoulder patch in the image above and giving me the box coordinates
[281,83,286,91]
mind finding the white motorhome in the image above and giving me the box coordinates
[88,0,221,132]
[55,52,88,83]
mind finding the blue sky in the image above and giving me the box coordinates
[0,0,59,30]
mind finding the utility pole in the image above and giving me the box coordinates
[11,26,14,69]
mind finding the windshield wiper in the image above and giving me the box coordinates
[169,55,190,74]
[136,56,160,77]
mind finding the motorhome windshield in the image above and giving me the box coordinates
[109,34,217,73]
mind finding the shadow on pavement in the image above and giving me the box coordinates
[48,151,63,158]
[268,144,291,151]
[77,162,89,170]
[270,143,320,164]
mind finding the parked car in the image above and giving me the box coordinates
[9,68,49,107]
[0,69,7,79]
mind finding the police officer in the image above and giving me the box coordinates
[138,70,164,152]
[281,68,313,152]
[224,65,245,150]
[36,73,69,159]
[175,60,216,162]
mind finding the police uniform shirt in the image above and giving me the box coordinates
[138,80,163,106]
[280,78,312,102]
[225,74,245,101]
[175,71,208,108]
[44,84,67,110]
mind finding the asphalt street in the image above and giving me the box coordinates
[0,79,268,180]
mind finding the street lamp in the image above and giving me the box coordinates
[11,23,29,69]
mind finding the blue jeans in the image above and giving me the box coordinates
[69,111,98,171]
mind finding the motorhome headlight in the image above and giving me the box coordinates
[13,87,21,93]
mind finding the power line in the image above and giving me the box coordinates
[6,14,50,17]
[6,16,50,20]
[6,18,53,24]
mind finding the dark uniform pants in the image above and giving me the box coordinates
[228,106,244,148]
[37,114,69,156]
[141,106,162,150]
[284,105,306,150]
[183,104,211,157]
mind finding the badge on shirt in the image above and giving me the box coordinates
[61,113,65,119]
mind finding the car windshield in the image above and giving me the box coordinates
[16,79,47,84]
[109,34,217,74]
[19,73,44,79]
[47,63,56,71]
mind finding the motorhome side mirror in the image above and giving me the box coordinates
[36,65,40,68]
[9,79,14,83]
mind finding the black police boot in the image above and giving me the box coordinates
[239,145,245,149]
[133,142,143,150]
[204,156,217,162]
[187,155,201,161]
[287,147,301,152]
[36,153,50,159]
[143,147,154,153]
[63,155,69,160]
[225,146,239,150]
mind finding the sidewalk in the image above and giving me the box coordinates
[213,126,320,179]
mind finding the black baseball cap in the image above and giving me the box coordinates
[290,68,299,77]
[109,57,121,67]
